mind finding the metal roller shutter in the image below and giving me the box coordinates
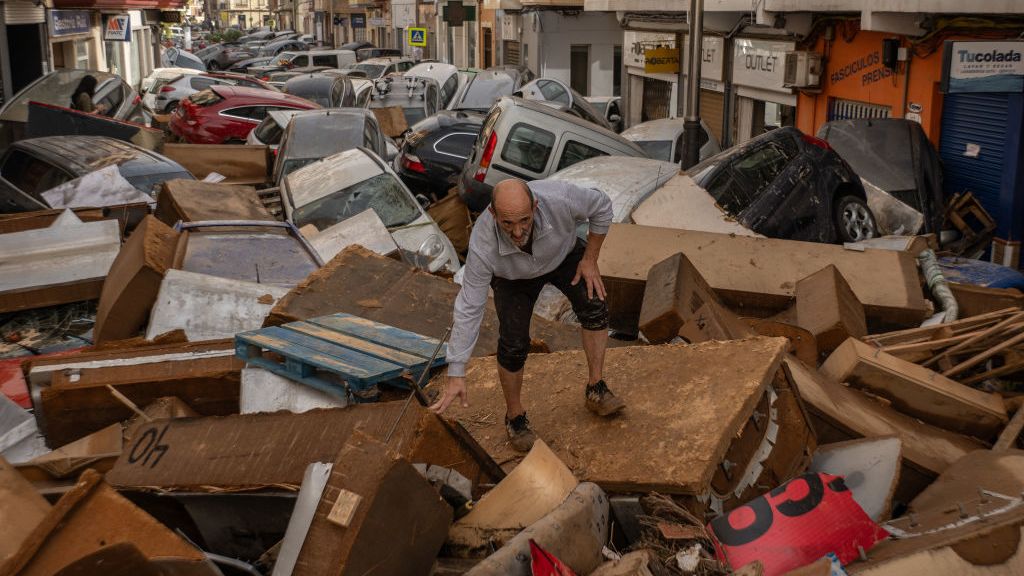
[700,88,724,144]
[939,92,1009,220]
[503,40,520,66]
[4,0,44,24]
[828,98,891,121]
[642,77,671,122]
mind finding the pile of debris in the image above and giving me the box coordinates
[3,181,1024,576]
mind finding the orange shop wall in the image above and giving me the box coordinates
[796,29,947,146]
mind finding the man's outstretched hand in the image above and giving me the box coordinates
[430,375,468,414]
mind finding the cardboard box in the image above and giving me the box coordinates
[154,179,272,226]
[291,432,452,576]
[93,216,180,343]
[795,264,867,354]
[598,224,930,334]
[0,456,50,562]
[161,143,270,185]
[821,338,1007,440]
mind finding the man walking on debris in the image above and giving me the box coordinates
[431,178,625,451]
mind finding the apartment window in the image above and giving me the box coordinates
[613,45,622,97]
[570,45,589,96]
[75,40,90,69]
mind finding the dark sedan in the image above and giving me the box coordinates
[396,110,483,200]
[687,127,876,243]
[282,74,355,108]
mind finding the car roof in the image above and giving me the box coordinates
[548,156,680,221]
[307,49,355,55]
[585,96,618,104]
[211,84,317,105]
[621,118,687,141]
[407,62,457,80]
[499,96,642,150]
[150,67,202,79]
[12,136,182,175]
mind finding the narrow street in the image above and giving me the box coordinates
[1,1,1024,575]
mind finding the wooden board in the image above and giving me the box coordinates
[441,337,789,494]
[783,356,983,477]
[820,338,1007,440]
[598,224,929,326]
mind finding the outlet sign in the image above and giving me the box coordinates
[942,40,1024,93]
[732,38,795,93]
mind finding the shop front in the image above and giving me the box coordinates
[731,37,796,144]
[101,11,154,88]
[938,39,1024,267]
[2,0,48,99]
[49,9,99,71]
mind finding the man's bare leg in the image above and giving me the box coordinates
[498,362,526,417]
[581,327,607,385]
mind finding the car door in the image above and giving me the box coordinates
[737,134,819,240]
[725,138,804,236]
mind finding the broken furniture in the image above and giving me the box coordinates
[0,212,121,313]
[444,337,813,513]
[154,178,272,226]
[794,264,867,355]
[235,313,448,401]
[821,337,1007,440]
[598,224,929,335]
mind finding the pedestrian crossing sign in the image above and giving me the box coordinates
[409,27,427,47]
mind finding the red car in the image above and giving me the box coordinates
[170,85,318,144]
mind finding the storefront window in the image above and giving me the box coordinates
[105,42,124,76]
[130,33,141,87]
[75,40,90,69]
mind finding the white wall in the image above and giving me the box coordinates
[530,11,621,97]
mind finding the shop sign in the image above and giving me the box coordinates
[830,51,895,87]
[103,14,132,42]
[368,17,385,27]
[683,35,725,83]
[351,14,366,28]
[732,38,794,92]
[644,47,679,74]
[49,10,91,38]
[942,40,1024,93]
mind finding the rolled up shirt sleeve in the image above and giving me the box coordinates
[564,182,614,235]
[446,248,493,377]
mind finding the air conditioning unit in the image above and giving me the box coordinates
[784,51,822,88]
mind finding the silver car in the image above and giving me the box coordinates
[281,147,460,274]
[620,118,722,165]
[144,71,236,114]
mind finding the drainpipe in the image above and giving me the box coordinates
[682,0,703,169]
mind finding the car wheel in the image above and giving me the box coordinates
[163,100,180,114]
[834,195,877,243]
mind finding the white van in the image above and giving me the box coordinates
[288,49,357,70]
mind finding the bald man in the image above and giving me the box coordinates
[431,178,624,452]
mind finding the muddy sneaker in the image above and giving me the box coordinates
[585,380,625,416]
[505,412,537,453]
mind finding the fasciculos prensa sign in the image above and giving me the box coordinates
[942,40,1024,93]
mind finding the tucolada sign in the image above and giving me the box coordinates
[942,40,1024,93]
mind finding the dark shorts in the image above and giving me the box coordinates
[491,238,609,373]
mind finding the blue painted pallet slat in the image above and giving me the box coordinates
[238,326,405,385]
[234,314,447,399]
[308,313,446,360]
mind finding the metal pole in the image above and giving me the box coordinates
[682,0,704,169]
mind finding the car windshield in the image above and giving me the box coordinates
[456,74,514,111]
[292,172,420,230]
[258,44,281,56]
[637,140,673,162]
[125,170,194,197]
[354,63,386,78]
[254,117,284,144]
[590,101,608,114]
[1,69,119,122]
[283,119,363,160]
[188,89,222,106]
[402,106,426,126]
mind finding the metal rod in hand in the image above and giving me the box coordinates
[385,324,452,443]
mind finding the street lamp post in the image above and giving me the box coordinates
[682,0,704,169]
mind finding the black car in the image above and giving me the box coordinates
[341,41,373,53]
[282,74,355,108]
[0,136,193,212]
[396,110,483,199]
[687,127,876,243]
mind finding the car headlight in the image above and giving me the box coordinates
[415,234,448,273]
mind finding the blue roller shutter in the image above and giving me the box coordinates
[939,92,1010,220]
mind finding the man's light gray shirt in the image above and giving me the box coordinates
[447,179,613,378]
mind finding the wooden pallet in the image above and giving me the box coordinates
[235,313,447,400]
